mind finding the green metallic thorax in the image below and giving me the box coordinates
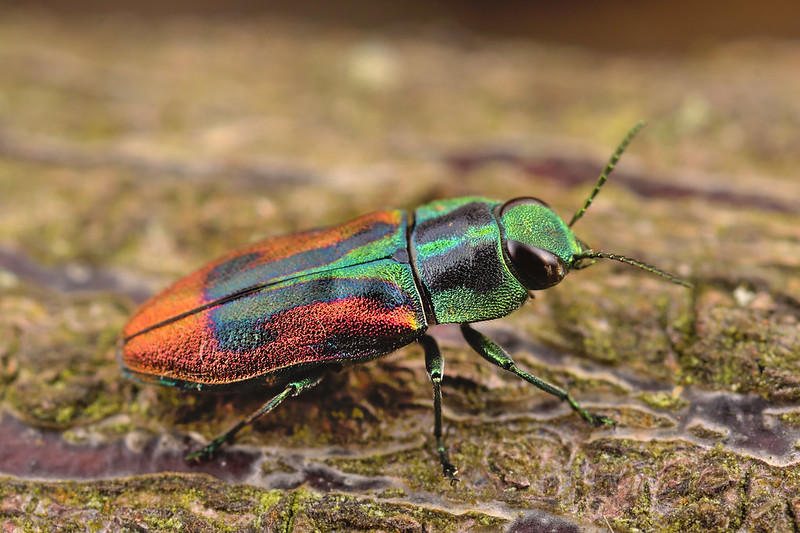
[410,197,523,324]
[410,197,583,325]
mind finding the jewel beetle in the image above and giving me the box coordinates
[120,121,691,482]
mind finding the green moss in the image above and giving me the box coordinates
[54,404,77,424]
[778,411,800,428]
[638,389,690,411]
[256,490,284,512]
[376,487,407,499]
[687,424,727,440]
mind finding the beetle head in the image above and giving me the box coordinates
[497,196,577,290]
[497,122,691,291]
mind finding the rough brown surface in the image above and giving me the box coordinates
[1,10,799,532]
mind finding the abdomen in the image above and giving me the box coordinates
[120,210,427,391]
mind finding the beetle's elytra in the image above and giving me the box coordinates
[120,122,691,483]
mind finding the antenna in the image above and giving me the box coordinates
[573,250,692,288]
[568,121,646,228]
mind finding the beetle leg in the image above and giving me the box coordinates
[186,370,325,462]
[460,323,615,426]
[420,334,460,485]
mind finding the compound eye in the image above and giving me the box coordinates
[505,240,567,290]
[499,197,550,217]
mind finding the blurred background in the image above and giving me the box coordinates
[1,3,799,532]
[3,0,800,51]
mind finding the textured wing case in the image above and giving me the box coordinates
[120,210,427,390]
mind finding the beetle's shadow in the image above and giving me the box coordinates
[162,352,432,446]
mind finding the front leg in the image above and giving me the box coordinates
[460,323,615,426]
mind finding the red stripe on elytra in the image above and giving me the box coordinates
[121,296,422,385]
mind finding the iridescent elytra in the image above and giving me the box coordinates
[119,122,691,483]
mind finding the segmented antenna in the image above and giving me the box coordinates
[568,121,646,228]
[574,250,692,288]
